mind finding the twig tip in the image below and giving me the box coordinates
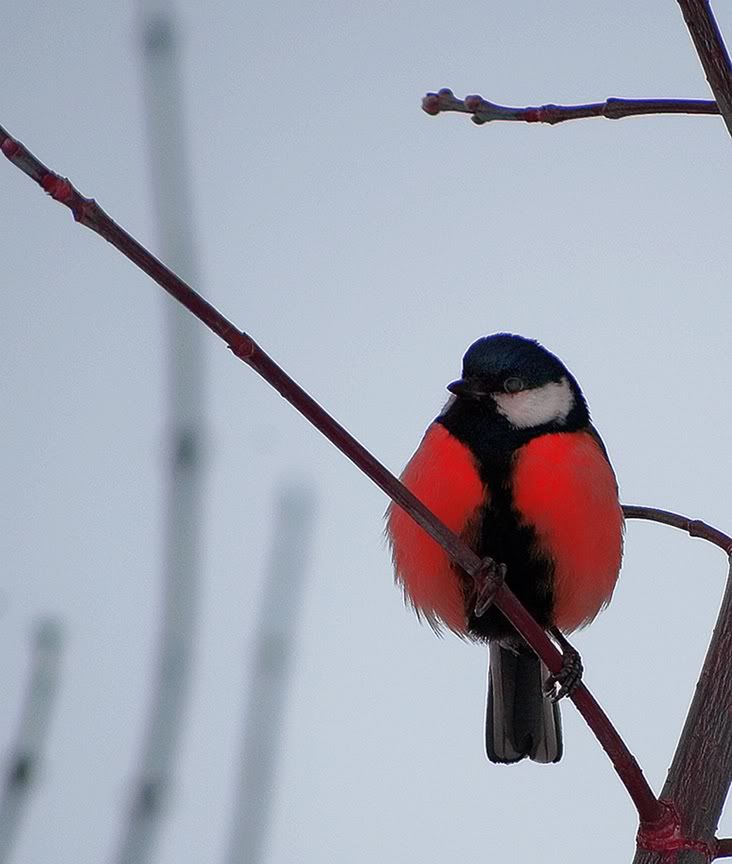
[463,94,483,112]
[422,93,442,115]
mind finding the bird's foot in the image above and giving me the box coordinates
[472,558,508,618]
[544,630,583,702]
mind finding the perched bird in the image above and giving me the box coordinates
[386,333,623,763]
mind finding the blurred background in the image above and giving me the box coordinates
[1,1,731,862]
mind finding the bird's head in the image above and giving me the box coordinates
[446,333,588,431]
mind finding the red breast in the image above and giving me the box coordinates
[511,430,623,632]
[386,424,623,635]
[386,422,483,634]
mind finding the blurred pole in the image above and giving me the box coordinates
[113,2,205,863]
[224,484,317,864]
[0,618,64,864]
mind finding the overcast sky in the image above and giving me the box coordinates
[2,2,731,862]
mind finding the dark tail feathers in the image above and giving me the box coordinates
[485,641,563,764]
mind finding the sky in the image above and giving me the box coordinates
[2,1,731,863]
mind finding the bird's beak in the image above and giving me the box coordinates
[446,377,490,400]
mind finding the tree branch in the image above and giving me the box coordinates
[633,556,732,864]
[1,122,669,832]
[422,88,719,125]
[623,506,732,862]
[622,505,732,554]
[676,0,732,138]
[4,125,732,857]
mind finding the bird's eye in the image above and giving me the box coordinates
[503,377,524,394]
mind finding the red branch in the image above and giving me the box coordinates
[422,88,719,125]
[717,838,732,859]
[622,505,732,555]
[676,0,732,139]
[2,124,731,854]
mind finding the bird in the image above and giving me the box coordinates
[385,333,623,763]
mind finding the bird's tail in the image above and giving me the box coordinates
[485,641,562,764]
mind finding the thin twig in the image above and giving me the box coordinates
[676,0,732,138]
[422,88,719,125]
[0,123,668,830]
[622,505,732,555]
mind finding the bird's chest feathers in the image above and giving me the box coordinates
[509,432,624,631]
[388,425,623,637]
[387,423,484,634]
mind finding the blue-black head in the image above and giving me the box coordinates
[445,333,589,432]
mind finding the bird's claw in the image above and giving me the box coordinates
[472,558,507,618]
[544,642,583,702]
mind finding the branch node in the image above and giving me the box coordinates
[41,173,74,205]
[637,800,717,861]
[421,93,442,115]
[228,331,255,361]
[688,520,732,555]
[463,94,483,113]
[604,97,626,119]
[1,135,20,159]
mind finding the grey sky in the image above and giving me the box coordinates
[2,1,731,862]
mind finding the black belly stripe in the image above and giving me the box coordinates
[437,411,556,643]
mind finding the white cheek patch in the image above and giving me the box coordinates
[493,377,575,429]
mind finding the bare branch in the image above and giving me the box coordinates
[5,126,732,859]
[633,557,732,864]
[676,0,732,138]
[623,505,732,554]
[422,88,719,125]
[624,507,732,861]
[0,123,668,830]
[717,838,732,859]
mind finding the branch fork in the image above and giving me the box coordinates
[637,801,719,861]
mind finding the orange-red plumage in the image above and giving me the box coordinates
[388,425,622,637]
[511,431,623,632]
[387,423,483,634]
